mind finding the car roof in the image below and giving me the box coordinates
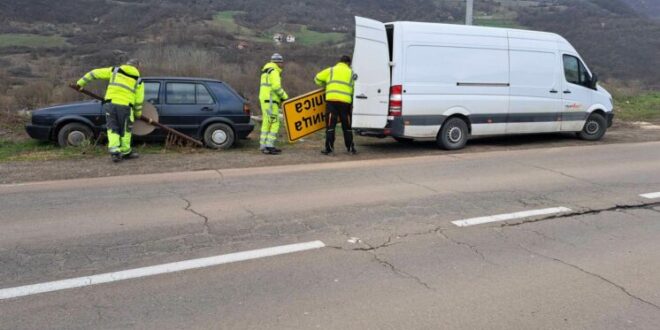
[143,77,226,83]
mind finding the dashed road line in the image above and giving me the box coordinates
[451,207,573,227]
[640,192,660,199]
[0,240,326,301]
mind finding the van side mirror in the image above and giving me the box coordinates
[590,73,598,89]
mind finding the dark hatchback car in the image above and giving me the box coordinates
[26,77,254,149]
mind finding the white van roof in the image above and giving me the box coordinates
[387,21,577,54]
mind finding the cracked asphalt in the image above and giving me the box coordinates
[0,141,659,329]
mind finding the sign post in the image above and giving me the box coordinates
[282,89,327,142]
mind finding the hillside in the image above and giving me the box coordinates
[625,0,660,19]
[0,0,658,117]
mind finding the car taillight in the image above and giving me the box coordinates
[389,85,402,117]
[243,102,251,115]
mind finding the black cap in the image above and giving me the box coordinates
[340,55,352,64]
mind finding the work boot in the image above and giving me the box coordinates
[348,146,357,155]
[320,149,333,156]
[111,153,123,163]
[262,148,278,155]
[122,151,140,160]
[268,147,282,154]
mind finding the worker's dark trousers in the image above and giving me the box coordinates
[104,103,133,155]
[324,101,354,152]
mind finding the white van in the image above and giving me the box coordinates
[351,17,614,150]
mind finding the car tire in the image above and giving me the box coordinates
[437,117,469,150]
[203,123,235,149]
[57,122,93,147]
[578,113,607,141]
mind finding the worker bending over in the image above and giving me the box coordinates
[77,59,144,163]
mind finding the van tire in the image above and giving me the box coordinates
[203,123,235,149]
[578,113,607,141]
[437,118,468,150]
[57,122,93,147]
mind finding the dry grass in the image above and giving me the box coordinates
[135,45,330,103]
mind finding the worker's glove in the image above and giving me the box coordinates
[134,111,142,118]
[76,84,84,91]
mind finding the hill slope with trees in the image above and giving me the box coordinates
[0,0,657,118]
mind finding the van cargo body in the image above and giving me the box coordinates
[351,17,614,149]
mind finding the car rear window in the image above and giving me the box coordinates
[166,83,195,104]
[196,84,214,104]
[166,83,215,104]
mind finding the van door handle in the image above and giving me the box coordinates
[201,107,213,111]
[355,94,368,99]
[549,89,558,94]
[563,90,572,94]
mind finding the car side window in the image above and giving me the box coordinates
[144,82,161,105]
[563,55,591,88]
[166,83,196,104]
[196,84,215,104]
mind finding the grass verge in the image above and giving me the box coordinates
[0,139,177,162]
[295,26,345,46]
[614,92,660,122]
[212,11,256,36]
[0,34,68,48]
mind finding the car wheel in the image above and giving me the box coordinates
[203,123,235,149]
[578,113,607,141]
[437,117,469,150]
[57,122,93,147]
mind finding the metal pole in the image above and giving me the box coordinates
[466,0,474,25]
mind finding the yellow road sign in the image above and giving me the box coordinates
[282,88,327,142]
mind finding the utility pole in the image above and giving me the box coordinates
[466,0,474,25]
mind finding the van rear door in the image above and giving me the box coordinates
[352,16,391,129]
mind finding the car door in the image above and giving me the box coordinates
[560,54,593,131]
[351,16,391,129]
[160,81,219,136]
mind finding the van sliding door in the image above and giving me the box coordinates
[352,16,391,129]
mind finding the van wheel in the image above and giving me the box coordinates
[578,113,607,141]
[57,122,93,147]
[437,118,468,150]
[203,123,235,149]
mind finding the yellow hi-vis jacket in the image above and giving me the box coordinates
[315,62,354,104]
[259,62,288,107]
[77,65,145,116]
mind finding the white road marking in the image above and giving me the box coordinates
[640,192,660,199]
[451,207,573,227]
[0,240,325,301]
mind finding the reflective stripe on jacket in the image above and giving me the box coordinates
[77,65,145,114]
[259,62,288,106]
[315,62,354,104]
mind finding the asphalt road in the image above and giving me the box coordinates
[1,141,659,329]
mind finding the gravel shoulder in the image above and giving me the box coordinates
[1,121,660,184]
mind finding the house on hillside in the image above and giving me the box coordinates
[237,41,249,50]
[286,34,296,43]
[273,33,284,44]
